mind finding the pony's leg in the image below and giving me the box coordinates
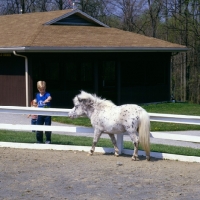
[128,132,139,161]
[108,134,119,156]
[133,141,139,161]
[89,129,102,155]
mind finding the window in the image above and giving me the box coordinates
[81,62,93,81]
[65,62,77,81]
[121,61,145,87]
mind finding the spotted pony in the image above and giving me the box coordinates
[68,91,150,161]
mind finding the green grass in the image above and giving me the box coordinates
[1,102,200,157]
[142,102,200,115]
[143,102,200,131]
[1,130,200,157]
[52,116,92,127]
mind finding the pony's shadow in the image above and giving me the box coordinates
[101,152,161,162]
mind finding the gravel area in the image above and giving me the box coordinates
[0,148,200,200]
[1,113,200,199]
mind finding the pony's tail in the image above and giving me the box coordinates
[138,110,150,158]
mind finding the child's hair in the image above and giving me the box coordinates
[37,81,46,89]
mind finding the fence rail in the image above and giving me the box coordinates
[0,106,200,161]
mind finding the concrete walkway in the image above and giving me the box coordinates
[0,113,200,149]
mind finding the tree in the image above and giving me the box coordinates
[146,0,163,37]
[53,0,73,10]
[74,0,111,22]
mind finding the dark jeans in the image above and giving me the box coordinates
[36,115,51,143]
[31,119,37,132]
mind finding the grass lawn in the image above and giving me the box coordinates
[0,130,200,157]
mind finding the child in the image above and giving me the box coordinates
[27,100,38,132]
[34,81,52,144]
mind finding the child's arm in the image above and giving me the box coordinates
[44,96,52,103]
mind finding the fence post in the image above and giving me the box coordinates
[117,133,124,154]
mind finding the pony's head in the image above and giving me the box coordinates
[68,91,95,118]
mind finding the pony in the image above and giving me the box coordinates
[68,91,150,161]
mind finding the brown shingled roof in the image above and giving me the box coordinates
[0,9,187,52]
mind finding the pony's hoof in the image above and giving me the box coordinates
[146,156,150,161]
[115,152,119,157]
[88,151,93,156]
[132,156,139,161]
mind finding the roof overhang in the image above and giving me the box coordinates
[0,46,189,53]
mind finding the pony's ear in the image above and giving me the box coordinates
[77,95,82,102]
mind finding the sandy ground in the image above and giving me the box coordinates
[0,147,200,200]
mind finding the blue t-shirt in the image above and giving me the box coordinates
[36,92,51,108]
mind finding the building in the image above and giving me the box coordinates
[0,9,188,108]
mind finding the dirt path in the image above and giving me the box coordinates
[0,147,200,200]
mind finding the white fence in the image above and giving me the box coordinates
[0,106,200,162]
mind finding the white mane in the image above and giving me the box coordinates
[78,91,115,106]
